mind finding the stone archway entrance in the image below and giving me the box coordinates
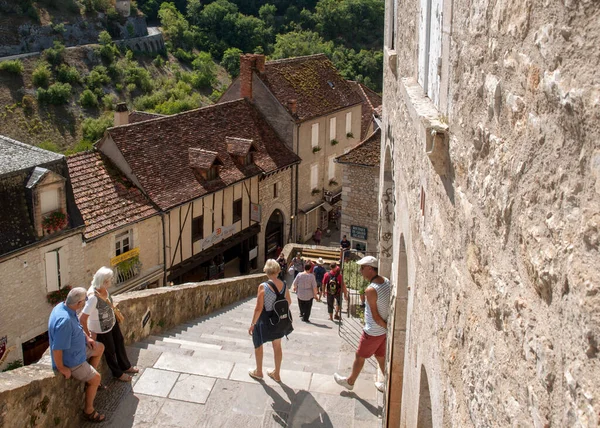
[385,234,408,427]
[265,209,285,260]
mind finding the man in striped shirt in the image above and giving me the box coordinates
[334,256,390,393]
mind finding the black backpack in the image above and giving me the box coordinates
[266,281,293,336]
[327,274,340,295]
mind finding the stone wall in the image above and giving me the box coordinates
[0,274,265,428]
[340,164,379,252]
[382,0,600,427]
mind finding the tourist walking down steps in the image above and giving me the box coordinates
[292,262,320,322]
[334,256,391,393]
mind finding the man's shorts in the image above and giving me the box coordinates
[65,346,98,382]
[357,331,386,359]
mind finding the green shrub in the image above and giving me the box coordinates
[79,89,98,108]
[21,94,35,114]
[52,23,66,34]
[173,48,194,63]
[32,63,52,87]
[38,140,60,152]
[102,94,117,110]
[0,60,24,74]
[98,30,112,46]
[126,22,135,37]
[2,359,23,372]
[153,55,165,67]
[81,114,113,142]
[56,64,81,84]
[123,65,153,93]
[86,66,110,90]
[37,82,72,105]
[44,41,66,66]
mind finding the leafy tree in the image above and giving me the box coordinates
[221,47,242,77]
[79,89,99,108]
[158,2,191,48]
[56,64,81,84]
[271,30,333,59]
[37,82,72,105]
[44,41,66,66]
[81,113,113,142]
[32,63,52,87]
[258,4,277,29]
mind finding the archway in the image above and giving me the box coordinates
[386,234,408,427]
[265,209,285,260]
[379,133,394,278]
[417,365,433,428]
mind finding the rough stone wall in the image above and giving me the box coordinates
[382,0,600,427]
[258,169,294,262]
[341,164,379,252]
[0,232,86,368]
[0,274,264,427]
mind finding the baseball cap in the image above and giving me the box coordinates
[356,256,378,268]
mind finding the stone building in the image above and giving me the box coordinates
[380,0,600,427]
[220,54,363,243]
[0,136,85,368]
[336,129,381,253]
[96,100,299,283]
[66,151,164,294]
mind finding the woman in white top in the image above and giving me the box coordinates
[80,267,138,382]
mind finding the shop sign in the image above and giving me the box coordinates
[201,224,237,250]
[249,246,258,260]
[251,203,261,222]
[110,247,140,266]
[350,225,368,240]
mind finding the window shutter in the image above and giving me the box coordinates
[329,156,336,179]
[40,189,59,214]
[311,164,318,189]
[345,112,352,135]
[45,251,59,292]
[311,123,319,147]
[329,117,336,141]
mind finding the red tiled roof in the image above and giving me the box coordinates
[189,148,222,169]
[336,128,381,167]
[348,81,382,139]
[259,54,363,122]
[128,111,165,124]
[226,137,255,156]
[66,151,158,240]
[103,99,301,210]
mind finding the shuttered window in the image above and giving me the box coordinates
[345,112,352,135]
[40,188,59,214]
[418,0,443,106]
[311,123,319,148]
[329,156,336,179]
[329,117,336,141]
[311,164,318,190]
[44,250,61,292]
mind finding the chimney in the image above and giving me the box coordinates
[240,54,266,99]
[288,99,297,115]
[114,102,128,126]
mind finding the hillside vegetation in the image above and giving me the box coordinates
[0,0,383,153]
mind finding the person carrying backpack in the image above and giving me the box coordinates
[322,262,348,321]
[248,259,293,383]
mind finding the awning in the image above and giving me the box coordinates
[322,201,333,212]
[299,201,325,215]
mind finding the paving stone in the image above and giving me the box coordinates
[99,393,166,427]
[154,353,234,378]
[168,373,216,404]
[152,399,205,427]
[203,378,270,417]
[354,397,381,421]
[126,346,163,369]
[133,368,179,397]
[160,337,222,350]
[229,362,312,390]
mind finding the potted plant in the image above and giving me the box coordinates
[46,285,72,305]
[311,188,321,196]
[42,211,68,234]
[312,146,321,153]
[346,132,354,138]
[329,178,338,186]
[330,139,339,146]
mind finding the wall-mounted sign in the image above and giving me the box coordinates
[142,310,151,328]
[350,225,368,240]
[110,247,140,266]
[201,224,236,250]
[251,203,261,222]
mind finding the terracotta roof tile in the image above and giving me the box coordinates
[66,151,158,240]
[128,111,165,124]
[336,128,381,167]
[259,54,363,122]
[103,99,300,210]
[347,81,382,139]
[226,137,255,156]
[189,148,222,169]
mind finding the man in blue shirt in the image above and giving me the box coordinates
[49,287,106,423]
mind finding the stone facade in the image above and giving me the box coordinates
[381,0,600,427]
[0,231,86,368]
[258,168,294,263]
[340,164,379,253]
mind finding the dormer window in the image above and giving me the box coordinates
[26,167,67,237]
[189,148,223,181]
[226,137,257,168]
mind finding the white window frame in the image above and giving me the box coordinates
[44,249,61,292]
[311,123,319,148]
[418,0,443,106]
[310,164,319,190]
[329,117,336,141]
[386,0,398,50]
[328,156,336,180]
[345,112,352,135]
[115,230,132,256]
[351,239,368,252]
[40,188,60,214]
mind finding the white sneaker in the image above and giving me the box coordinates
[333,373,354,390]
[375,381,385,393]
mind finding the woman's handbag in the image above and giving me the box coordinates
[95,290,125,323]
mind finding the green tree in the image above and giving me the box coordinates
[221,47,242,77]
[258,4,277,29]
[158,2,191,48]
[0,60,24,74]
[44,41,66,66]
[271,30,333,59]
[32,63,52,87]
[37,82,72,105]
[79,89,99,108]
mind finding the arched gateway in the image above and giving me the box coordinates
[264,209,284,260]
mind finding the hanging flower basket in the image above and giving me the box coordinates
[330,139,339,146]
[47,286,71,305]
[42,211,68,234]
[311,188,321,196]
[312,146,321,153]
[329,179,338,186]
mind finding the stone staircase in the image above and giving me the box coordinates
[295,247,341,265]
[85,294,383,427]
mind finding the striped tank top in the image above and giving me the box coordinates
[364,277,391,336]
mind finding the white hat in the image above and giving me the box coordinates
[356,255,378,268]
[317,257,324,265]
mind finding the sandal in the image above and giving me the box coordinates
[82,410,105,423]
[248,369,263,380]
[117,374,133,382]
[124,366,139,374]
[267,371,281,383]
